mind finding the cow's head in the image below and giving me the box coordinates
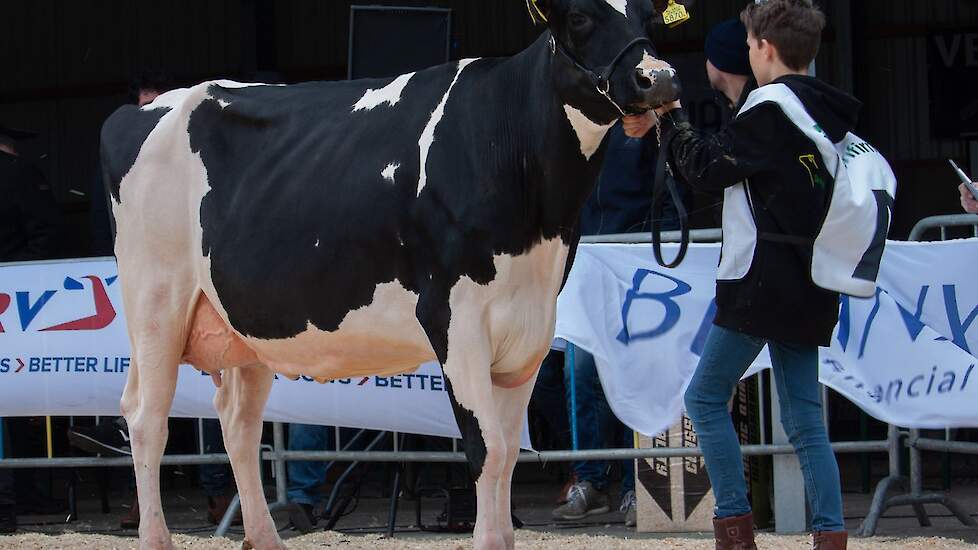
[533,0,693,123]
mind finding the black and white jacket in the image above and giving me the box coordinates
[660,75,865,347]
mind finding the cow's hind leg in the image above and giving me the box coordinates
[214,365,285,550]
[492,372,539,550]
[119,293,188,550]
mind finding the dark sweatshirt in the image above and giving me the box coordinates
[579,122,687,236]
[0,151,60,262]
[658,75,863,347]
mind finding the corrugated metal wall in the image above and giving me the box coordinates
[854,0,978,237]
[0,1,974,253]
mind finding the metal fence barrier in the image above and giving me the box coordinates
[0,440,891,469]
[0,426,890,537]
[857,214,978,536]
[0,225,966,537]
[907,213,978,241]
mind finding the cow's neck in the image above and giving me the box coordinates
[496,33,616,247]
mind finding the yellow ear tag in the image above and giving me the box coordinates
[662,0,691,28]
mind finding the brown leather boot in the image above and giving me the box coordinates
[813,531,848,549]
[713,513,758,550]
[119,496,139,529]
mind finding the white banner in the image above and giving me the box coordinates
[0,259,530,447]
[4,240,976,444]
[556,240,978,437]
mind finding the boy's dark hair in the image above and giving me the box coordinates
[740,0,826,71]
[127,69,174,104]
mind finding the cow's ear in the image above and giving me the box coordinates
[650,0,696,27]
[525,0,551,25]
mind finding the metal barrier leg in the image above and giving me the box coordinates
[908,431,932,528]
[859,427,976,537]
[272,423,289,507]
[858,425,904,537]
[386,465,402,538]
[903,430,974,529]
[215,493,242,537]
[322,431,389,529]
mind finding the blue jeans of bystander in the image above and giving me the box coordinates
[287,424,335,506]
[565,347,635,497]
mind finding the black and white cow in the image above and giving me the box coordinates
[100,1,688,548]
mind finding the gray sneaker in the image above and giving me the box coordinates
[551,481,610,521]
[620,490,637,527]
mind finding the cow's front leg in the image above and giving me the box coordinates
[214,365,285,550]
[492,369,540,550]
[444,363,507,550]
[419,290,506,550]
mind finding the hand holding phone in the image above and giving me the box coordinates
[950,159,978,202]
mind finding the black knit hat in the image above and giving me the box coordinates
[705,19,752,76]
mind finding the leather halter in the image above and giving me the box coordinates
[549,33,656,117]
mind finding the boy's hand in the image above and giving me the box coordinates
[623,112,656,138]
[655,100,682,115]
[960,183,978,214]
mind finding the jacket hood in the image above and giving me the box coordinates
[775,74,861,143]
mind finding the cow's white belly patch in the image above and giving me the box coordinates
[232,281,433,380]
[353,72,416,112]
[199,237,568,387]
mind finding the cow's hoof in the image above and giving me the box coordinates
[241,536,285,550]
[474,532,507,550]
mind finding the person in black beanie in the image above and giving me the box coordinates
[704,18,756,113]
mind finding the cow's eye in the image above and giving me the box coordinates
[568,12,590,31]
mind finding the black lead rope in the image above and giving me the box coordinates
[651,131,689,268]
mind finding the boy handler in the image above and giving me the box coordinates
[624,1,852,548]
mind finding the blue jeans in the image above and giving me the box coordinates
[684,325,844,532]
[565,346,635,497]
[287,424,335,506]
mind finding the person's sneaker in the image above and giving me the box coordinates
[67,419,131,456]
[620,490,637,527]
[0,505,16,534]
[287,503,317,532]
[551,481,610,521]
